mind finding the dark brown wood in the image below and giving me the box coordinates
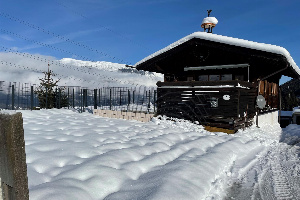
[135,35,293,132]
[136,38,299,79]
[156,80,257,130]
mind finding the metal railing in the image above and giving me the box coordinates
[0,81,157,113]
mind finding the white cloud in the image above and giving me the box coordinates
[0,34,14,41]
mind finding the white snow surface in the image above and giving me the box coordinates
[201,17,218,25]
[18,109,300,200]
[0,53,163,88]
[134,32,300,76]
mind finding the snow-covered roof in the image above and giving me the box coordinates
[281,110,293,117]
[134,32,300,76]
[293,107,300,114]
[202,17,218,25]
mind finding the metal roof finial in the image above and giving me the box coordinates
[202,10,218,33]
[207,9,212,17]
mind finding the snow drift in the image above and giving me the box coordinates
[15,109,300,200]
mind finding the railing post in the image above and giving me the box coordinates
[11,85,15,110]
[86,89,88,107]
[148,90,151,113]
[133,90,135,104]
[110,89,112,110]
[81,89,83,113]
[154,90,157,113]
[94,89,97,109]
[55,88,58,108]
[119,88,122,106]
[82,89,86,108]
[72,88,75,108]
[67,87,70,109]
[99,89,101,107]
[128,90,130,105]
[58,88,61,109]
[30,86,33,110]
[46,87,48,109]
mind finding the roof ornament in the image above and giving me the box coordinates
[207,9,212,17]
[201,10,218,33]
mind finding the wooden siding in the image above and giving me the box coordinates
[156,80,257,131]
[258,80,279,109]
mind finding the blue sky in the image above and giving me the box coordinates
[0,0,300,84]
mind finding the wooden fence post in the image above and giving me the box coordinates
[0,112,29,200]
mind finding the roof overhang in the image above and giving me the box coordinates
[135,32,300,79]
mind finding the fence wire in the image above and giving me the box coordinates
[0,81,157,113]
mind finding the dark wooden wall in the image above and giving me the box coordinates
[156,80,257,131]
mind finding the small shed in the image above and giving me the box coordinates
[135,32,300,132]
[292,107,300,125]
[280,110,293,128]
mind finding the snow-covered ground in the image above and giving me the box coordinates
[0,52,163,88]
[16,109,300,200]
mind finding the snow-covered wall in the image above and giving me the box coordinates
[254,110,279,127]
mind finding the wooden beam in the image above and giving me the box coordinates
[184,64,249,71]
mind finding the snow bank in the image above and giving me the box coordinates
[281,124,300,146]
[19,109,290,200]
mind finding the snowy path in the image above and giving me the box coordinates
[225,125,300,200]
[17,109,300,200]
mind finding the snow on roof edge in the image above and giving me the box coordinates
[134,32,300,76]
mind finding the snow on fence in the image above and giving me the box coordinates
[0,81,157,113]
[0,112,29,200]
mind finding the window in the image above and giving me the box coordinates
[209,75,220,81]
[164,75,174,82]
[187,77,194,81]
[198,74,233,81]
[198,75,208,81]
[221,74,232,81]
[235,75,244,81]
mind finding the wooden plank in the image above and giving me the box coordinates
[204,126,235,134]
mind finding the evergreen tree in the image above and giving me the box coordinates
[35,65,68,108]
[280,79,300,110]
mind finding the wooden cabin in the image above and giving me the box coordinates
[134,32,300,132]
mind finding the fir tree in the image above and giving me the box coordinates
[35,65,68,109]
